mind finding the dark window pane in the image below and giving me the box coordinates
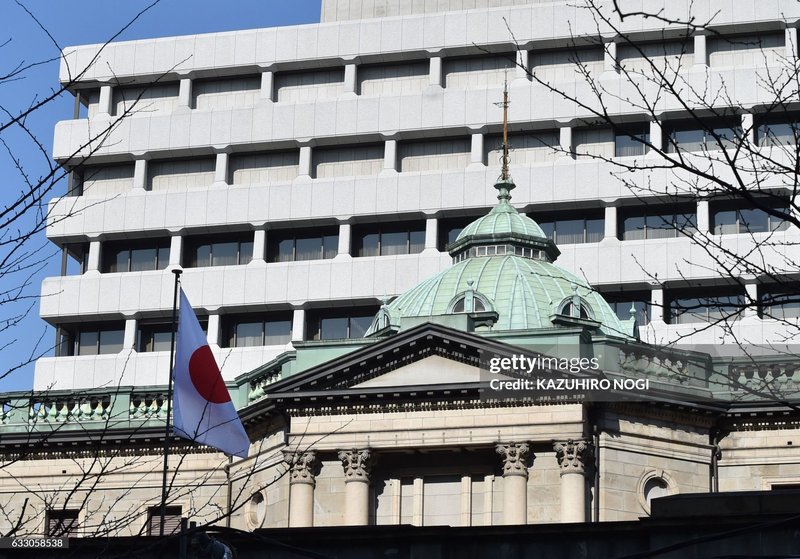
[275,239,294,262]
[239,241,253,264]
[712,126,741,149]
[675,212,697,233]
[193,244,211,267]
[99,329,124,354]
[157,246,170,269]
[759,123,796,147]
[320,317,348,340]
[78,330,99,356]
[295,237,321,261]
[409,230,425,253]
[211,241,238,266]
[615,131,649,157]
[623,216,646,240]
[380,231,408,256]
[358,233,380,257]
[713,210,738,234]
[671,129,704,152]
[539,221,555,241]
[235,321,263,347]
[349,315,373,338]
[150,330,172,352]
[264,319,291,345]
[645,214,675,239]
[130,247,157,272]
[738,209,768,233]
[556,219,583,244]
[322,235,339,259]
[110,249,128,273]
[586,218,604,242]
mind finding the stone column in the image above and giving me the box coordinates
[206,313,221,346]
[554,439,591,523]
[429,56,443,88]
[213,152,230,186]
[496,443,531,525]
[98,85,113,117]
[337,223,352,257]
[252,229,266,262]
[284,451,316,527]
[603,205,618,239]
[424,217,438,252]
[559,126,573,158]
[133,158,149,191]
[123,318,137,350]
[338,449,372,526]
[651,286,665,323]
[470,133,484,167]
[786,27,798,59]
[344,63,358,95]
[298,145,313,179]
[744,281,759,319]
[603,40,618,73]
[694,34,708,67]
[87,240,102,272]
[696,199,710,233]
[291,308,306,342]
[649,120,664,153]
[260,70,274,101]
[383,139,398,173]
[178,78,193,108]
[168,235,183,267]
[515,49,529,80]
[741,113,756,147]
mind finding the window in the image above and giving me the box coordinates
[758,115,800,147]
[137,319,208,352]
[532,211,604,244]
[437,215,481,251]
[306,307,379,340]
[761,287,800,319]
[354,222,426,257]
[46,509,79,537]
[57,322,125,356]
[451,296,487,313]
[62,243,89,275]
[147,505,182,536]
[603,291,652,325]
[184,233,253,267]
[665,120,742,153]
[267,227,338,262]
[620,204,696,240]
[669,290,745,324]
[712,200,790,234]
[223,313,292,347]
[102,239,170,273]
[615,124,651,157]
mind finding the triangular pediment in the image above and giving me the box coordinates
[352,354,496,388]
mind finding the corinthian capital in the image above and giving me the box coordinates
[495,442,532,477]
[553,439,591,475]
[283,450,317,485]
[338,449,372,481]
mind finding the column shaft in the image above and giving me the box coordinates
[214,152,230,185]
[337,223,352,256]
[261,70,274,101]
[292,308,306,342]
[694,34,708,66]
[603,206,618,239]
[87,240,101,272]
[470,133,484,166]
[429,56,443,87]
[383,139,398,172]
[206,314,221,346]
[98,85,113,116]
[169,235,183,267]
[178,78,193,108]
[133,159,148,190]
[424,218,438,251]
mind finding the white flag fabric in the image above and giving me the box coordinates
[173,289,249,458]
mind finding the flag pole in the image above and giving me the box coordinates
[160,268,182,536]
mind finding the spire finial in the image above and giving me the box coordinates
[500,73,510,182]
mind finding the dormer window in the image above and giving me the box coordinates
[448,285,492,314]
[452,296,487,313]
[557,293,594,320]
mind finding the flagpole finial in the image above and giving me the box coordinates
[500,73,510,182]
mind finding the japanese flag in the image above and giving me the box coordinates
[173,289,249,458]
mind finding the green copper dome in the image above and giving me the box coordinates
[455,180,546,241]
[374,254,630,335]
[365,177,634,339]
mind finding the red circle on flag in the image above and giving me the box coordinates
[188,345,231,404]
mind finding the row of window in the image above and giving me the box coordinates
[65,201,791,274]
[604,288,800,325]
[55,307,379,356]
[45,506,182,537]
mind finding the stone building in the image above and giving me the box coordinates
[2,0,800,541]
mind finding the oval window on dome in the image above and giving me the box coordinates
[452,297,487,313]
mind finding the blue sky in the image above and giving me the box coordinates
[0,0,321,392]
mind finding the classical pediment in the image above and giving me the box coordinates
[352,354,495,388]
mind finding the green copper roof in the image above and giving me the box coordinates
[373,254,630,336]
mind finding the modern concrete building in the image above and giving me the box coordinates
[3,0,800,541]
